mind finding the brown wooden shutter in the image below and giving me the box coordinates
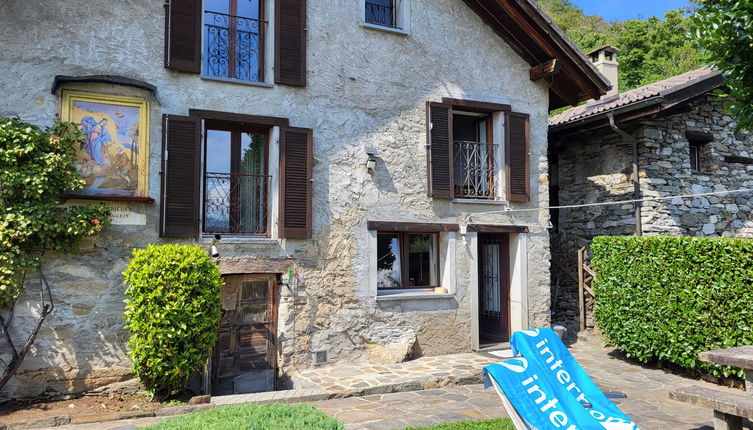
[506,112,530,202]
[274,0,307,86]
[279,126,312,239]
[164,0,202,73]
[426,102,453,198]
[160,114,201,237]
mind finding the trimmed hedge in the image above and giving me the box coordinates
[123,244,223,398]
[591,236,753,378]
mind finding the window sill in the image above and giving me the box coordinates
[452,198,509,206]
[200,76,275,88]
[362,22,409,36]
[376,289,454,301]
[199,235,279,245]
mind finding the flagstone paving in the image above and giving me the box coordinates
[289,353,499,394]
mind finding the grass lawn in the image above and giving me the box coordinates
[406,418,515,429]
[141,403,343,430]
[141,403,514,430]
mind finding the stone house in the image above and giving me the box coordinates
[0,0,608,398]
[549,46,753,333]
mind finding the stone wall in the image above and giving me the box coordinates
[0,0,551,399]
[550,94,753,334]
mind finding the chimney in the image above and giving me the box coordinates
[588,45,619,97]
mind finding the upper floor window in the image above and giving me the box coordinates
[365,0,396,28]
[204,124,269,235]
[204,0,266,82]
[453,112,497,199]
[685,130,714,173]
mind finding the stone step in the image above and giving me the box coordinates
[670,386,753,420]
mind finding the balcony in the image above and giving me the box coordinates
[453,140,498,199]
[204,11,266,82]
[204,172,270,235]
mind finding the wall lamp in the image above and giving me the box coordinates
[210,234,221,258]
[365,146,379,173]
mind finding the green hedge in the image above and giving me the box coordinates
[591,236,753,378]
[123,244,223,398]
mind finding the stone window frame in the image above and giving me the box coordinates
[360,0,411,36]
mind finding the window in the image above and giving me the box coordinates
[685,130,713,173]
[365,0,396,28]
[427,99,529,202]
[453,112,497,199]
[204,0,266,82]
[377,232,438,289]
[689,143,701,172]
[203,123,269,235]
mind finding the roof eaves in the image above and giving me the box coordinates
[549,96,664,134]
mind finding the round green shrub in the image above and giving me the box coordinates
[123,244,223,398]
[591,235,753,379]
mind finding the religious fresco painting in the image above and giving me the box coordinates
[60,91,149,199]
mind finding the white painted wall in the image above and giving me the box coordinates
[0,0,552,397]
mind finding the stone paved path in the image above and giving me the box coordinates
[290,353,497,393]
[312,385,506,429]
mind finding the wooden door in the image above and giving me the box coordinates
[478,234,510,345]
[213,274,277,395]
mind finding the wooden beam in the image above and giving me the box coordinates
[529,58,560,81]
[467,224,529,233]
[366,221,460,232]
[441,98,511,113]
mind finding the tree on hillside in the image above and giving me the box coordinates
[537,0,704,101]
[691,0,753,130]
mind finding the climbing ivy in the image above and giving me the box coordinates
[0,116,111,308]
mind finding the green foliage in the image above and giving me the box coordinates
[142,403,344,430]
[123,244,223,398]
[537,1,704,94]
[404,418,515,430]
[691,0,753,130]
[0,117,110,308]
[591,236,753,378]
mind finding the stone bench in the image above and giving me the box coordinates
[670,346,753,430]
[670,386,753,430]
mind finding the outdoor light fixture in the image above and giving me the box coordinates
[210,234,221,258]
[365,146,379,173]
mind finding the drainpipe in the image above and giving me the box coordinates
[607,113,642,236]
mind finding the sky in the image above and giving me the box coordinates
[572,0,691,21]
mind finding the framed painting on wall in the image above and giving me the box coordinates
[60,91,150,201]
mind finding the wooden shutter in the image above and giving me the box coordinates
[275,0,307,86]
[160,114,201,237]
[426,102,453,198]
[164,0,202,73]
[279,126,312,239]
[506,112,530,202]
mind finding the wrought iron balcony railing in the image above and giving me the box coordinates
[204,172,270,235]
[453,140,498,199]
[365,0,397,28]
[204,11,266,82]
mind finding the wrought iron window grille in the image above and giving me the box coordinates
[204,172,270,235]
[204,10,267,82]
[453,140,498,199]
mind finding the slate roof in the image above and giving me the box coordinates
[549,66,721,127]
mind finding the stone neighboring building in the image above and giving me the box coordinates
[0,0,608,399]
[549,47,753,333]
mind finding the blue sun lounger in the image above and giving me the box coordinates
[483,328,638,430]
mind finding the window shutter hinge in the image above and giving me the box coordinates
[165,150,168,161]
[429,122,433,131]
